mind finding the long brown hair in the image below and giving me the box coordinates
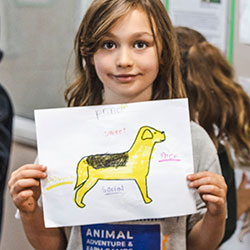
[175,26,250,166]
[65,0,186,107]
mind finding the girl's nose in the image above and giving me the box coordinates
[116,47,134,68]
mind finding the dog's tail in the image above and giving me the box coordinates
[74,157,89,189]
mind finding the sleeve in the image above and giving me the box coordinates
[0,84,13,185]
[187,122,222,233]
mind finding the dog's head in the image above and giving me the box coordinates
[140,126,165,143]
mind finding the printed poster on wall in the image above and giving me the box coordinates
[35,98,197,228]
[239,0,250,45]
[168,0,229,54]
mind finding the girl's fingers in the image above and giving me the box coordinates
[8,164,47,203]
[8,164,47,212]
[187,171,212,180]
[8,165,47,187]
[189,177,226,189]
[187,172,227,207]
[9,178,40,196]
[187,171,222,181]
[10,164,47,181]
[201,194,225,204]
[188,172,227,217]
[11,164,46,176]
[187,172,226,189]
[12,169,47,181]
[12,189,34,205]
[196,184,226,198]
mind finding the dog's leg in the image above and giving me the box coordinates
[135,177,152,203]
[74,177,98,208]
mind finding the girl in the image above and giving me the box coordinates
[175,26,250,164]
[8,1,227,249]
[175,26,250,244]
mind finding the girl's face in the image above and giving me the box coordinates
[92,8,161,104]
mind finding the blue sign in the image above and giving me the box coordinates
[81,223,160,250]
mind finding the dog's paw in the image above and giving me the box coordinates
[145,197,152,203]
[76,202,86,208]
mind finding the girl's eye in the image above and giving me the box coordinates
[102,41,116,50]
[134,41,147,49]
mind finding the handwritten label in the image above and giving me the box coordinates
[46,175,75,190]
[95,105,128,120]
[102,185,125,195]
[158,152,181,163]
[81,224,161,250]
[104,128,126,137]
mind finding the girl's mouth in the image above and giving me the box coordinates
[112,74,138,83]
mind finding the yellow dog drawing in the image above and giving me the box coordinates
[74,126,165,208]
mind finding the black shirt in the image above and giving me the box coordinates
[218,144,237,245]
[0,84,13,237]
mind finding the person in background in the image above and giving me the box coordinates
[8,1,227,249]
[0,49,13,239]
[175,26,250,245]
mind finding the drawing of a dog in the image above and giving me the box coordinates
[74,126,165,208]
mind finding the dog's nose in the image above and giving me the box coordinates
[161,131,166,139]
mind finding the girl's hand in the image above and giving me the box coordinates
[187,171,227,217]
[237,172,250,219]
[8,164,47,214]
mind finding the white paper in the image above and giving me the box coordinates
[168,0,229,53]
[35,99,197,228]
[239,0,250,45]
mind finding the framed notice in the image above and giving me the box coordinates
[166,0,235,62]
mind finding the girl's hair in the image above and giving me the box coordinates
[175,26,250,165]
[65,0,186,107]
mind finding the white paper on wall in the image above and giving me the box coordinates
[239,0,250,45]
[168,0,229,53]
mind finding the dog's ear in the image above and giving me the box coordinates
[141,129,153,140]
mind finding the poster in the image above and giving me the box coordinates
[168,0,229,53]
[35,99,197,228]
[239,0,250,45]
